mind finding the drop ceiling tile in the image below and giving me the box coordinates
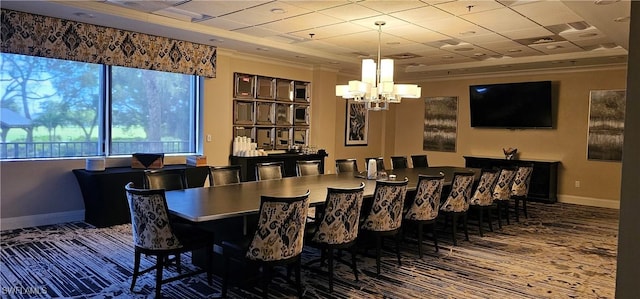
[462,7,538,32]
[357,0,429,14]
[382,23,445,42]
[233,26,283,38]
[282,1,351,12]
[389,6,452,23]
[316,3,382,21]
[421,16,494,38]
[510,1,583,26]
[459,32,511,44]
[260,12,344,33]
[487,45,544,57]
[174,1,270,18]
[350,15,411,30]
[289,22,370,40]
[501,26,555,40]
[435,0,505,16]
[198,17,252,31]
[559,26,605,42]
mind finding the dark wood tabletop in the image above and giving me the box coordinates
[165,166,479,222]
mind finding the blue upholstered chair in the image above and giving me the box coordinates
[469,169,500,236]
[511,164,534,222]
[440,172,476,246]
[360,178,409,274]
[305,183,365,292]
[492,167,518,228]
[221,190,310,298]
[403,174,445,257]
[125,182,214,298]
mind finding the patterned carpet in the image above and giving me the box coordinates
[0,202,618,298]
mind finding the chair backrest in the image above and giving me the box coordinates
[312,183,365,245]
[470,169,500,206]
[391,156,408,169]
[296,160,321,176]
[255,161,284,181]
[246,190,310,262]
[143,168,187,191]
[335,159,358,174]
[361,178,409,232]
[492,167,518,201]
[209,165,241,186]
[411,154,429,168]
[440,171,476,212]
[365,157,386,171]
[125,182,181,250]
[511,164,534,197]
[404,174,445,221]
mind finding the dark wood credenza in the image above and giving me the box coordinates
[230,152,328,181]
[73,165,209,227]
[463,156,560,203]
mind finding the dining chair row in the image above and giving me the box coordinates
[334,155,430,174]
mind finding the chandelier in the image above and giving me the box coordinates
[335,21,421,111]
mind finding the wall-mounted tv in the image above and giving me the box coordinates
[469,81,553,128]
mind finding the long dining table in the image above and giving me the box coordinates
[165,166,480,223]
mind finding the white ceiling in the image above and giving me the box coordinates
[1,0,631,81]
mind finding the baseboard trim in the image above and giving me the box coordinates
[558,195,620,209]
[1,210,85,231]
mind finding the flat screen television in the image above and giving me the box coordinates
[469,81,553,128]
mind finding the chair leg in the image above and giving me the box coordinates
[523,198,528,218]
[505,202,511,225]
[207,244,213,285]
[488,207,494,232]
[130,250,141,292]
[417,223,424,258]
[350,246,359,282]
[262,265,271,299]
[395,232,402,267]
[431,222,439,252]
[328,249,334,292]
[478,208,484,237]
[155,254,165,298]
[221,252,230,297]
[463,213,469,241]
[296,258,303,298]
[497,202,503,229]
[375,235,382,275]
[515,198,520,222]
[451,214,459,246]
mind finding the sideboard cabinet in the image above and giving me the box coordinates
[73,165,209,227]
[463,156,560,203]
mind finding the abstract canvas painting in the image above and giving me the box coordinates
[423,96,458,152]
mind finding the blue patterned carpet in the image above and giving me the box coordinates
[1,202,618,298]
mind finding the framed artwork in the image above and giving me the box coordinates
[423,96,458,152]
[345,100,368,146]
[587,89,626,161]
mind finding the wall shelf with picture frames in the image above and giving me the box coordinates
[233,72,310,151]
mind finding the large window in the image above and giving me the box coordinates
[0,53,200,160]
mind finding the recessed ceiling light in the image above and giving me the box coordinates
[546,45,562,50]
[442,55,454,59]
[256,47,269,51]
[454,47,474,52]
[295,55,307,59]
[614,16,630,22]
[578,33,598,38]
[270,8,286,14]
[473,53,486,57]
[507,49,522,53]
[594,0,620,5]
[459,31,476,36]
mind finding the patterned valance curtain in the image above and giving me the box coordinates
[0,9,216,78]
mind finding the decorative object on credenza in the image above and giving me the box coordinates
[85,158,106,171]
[503,148,518,160]
[131,153,164,169]
[587,89,626,161]
[423,96,458,152]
